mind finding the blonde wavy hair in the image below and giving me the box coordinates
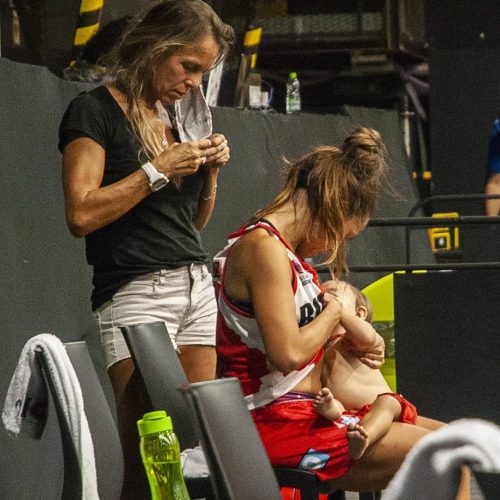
[105,0,234,164]
[255,128,388,276]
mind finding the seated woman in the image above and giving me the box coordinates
[214,128,468,495]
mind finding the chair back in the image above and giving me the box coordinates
[65,341,124,500]
[36,352,82,500]
[36,341,123,500]
[120,322,199,449]
[182,377,282,500]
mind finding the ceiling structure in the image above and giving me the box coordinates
[0,0,428,112]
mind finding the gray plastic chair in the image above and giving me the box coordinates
[36,350,81,500]
[36,340,123,500]
[120,322,212,499]
[181,377,282,500]
[65,341,124,500]
[120,322,198,449]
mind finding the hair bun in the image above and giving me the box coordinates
[340,127,387,180]
[342,127,385,157]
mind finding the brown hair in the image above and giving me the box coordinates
[255,127,388,275]
[106,0,234,162]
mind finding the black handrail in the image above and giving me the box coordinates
[403,193,500,265]
[407,193,500,218]
[335,195,500,273]
[370,215,500,227]
[316,262,500,273]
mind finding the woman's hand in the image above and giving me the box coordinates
[152,139,218,177]
[203,133,230,167]
[344,333,386,369]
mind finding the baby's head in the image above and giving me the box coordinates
[324,280,372,323]
[344,282,373,323]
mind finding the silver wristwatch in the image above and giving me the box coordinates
[141,162,169,192]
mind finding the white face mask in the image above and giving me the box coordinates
[170,85,213,142]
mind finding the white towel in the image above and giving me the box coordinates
[2,334,99,500]
[181,444,210,478]
[384,418,500,500]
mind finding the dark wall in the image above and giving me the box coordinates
[395,270,500,424]
[0,57,423,499]
[426,0,500,214]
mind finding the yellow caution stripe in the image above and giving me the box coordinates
[71,0,103,63]
[244,27,263,47]
[80,0,103,13]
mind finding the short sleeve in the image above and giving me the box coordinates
[58,91,109,152]
[487,119,500,175]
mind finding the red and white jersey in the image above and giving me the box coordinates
[214,221,325,409]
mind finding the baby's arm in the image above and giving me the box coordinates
[341,310,383,353]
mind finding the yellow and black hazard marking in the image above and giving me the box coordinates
[70,0,104,64]
[428,212,460,253]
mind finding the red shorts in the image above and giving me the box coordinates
[252,393,417,482]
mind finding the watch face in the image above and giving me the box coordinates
[151,177,168,191]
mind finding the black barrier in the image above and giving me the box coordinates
[394,270,500,424]
[315,213,500,273]
[405,193,500,266]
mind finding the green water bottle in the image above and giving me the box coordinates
[137,410,190,500]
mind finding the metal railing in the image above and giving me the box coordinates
[319,194,500,274]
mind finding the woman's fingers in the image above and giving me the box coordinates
[202,134,230,166]
[155,141,219,176]
[155,137,229,175]
[359,357,383,369]
[207,133,227,148]
[204,135,230,166]
[204,146,230,166]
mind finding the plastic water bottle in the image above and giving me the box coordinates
[137,410,190,500]
[286,71,301,114]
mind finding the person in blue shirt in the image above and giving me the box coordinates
[485,118,500,215]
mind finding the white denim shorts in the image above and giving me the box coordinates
[94,263,217,368]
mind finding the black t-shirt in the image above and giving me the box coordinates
[58,86,208,310]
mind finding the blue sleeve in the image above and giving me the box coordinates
[487,119,500,175]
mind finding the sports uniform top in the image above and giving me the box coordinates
[214,220,325,409]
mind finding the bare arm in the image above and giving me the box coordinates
[194,134,230,230]
[62,138,149,237]
[485,172,500,216]
[62,137,219,237]
[226,230,342,372]
[341,311,380,352]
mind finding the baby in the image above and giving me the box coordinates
[313,281,416,459]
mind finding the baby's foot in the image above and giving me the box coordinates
[346,423,369,460]
[313,387,343,421]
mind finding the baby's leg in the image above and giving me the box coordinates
[313,387,344,421]
[349,394,403,461]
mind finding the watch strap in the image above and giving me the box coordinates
[141,162,169,191]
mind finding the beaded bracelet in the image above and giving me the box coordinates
[201,183,218,201]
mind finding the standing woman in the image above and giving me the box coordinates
[215,129,442,493]
[58,1,234,497]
